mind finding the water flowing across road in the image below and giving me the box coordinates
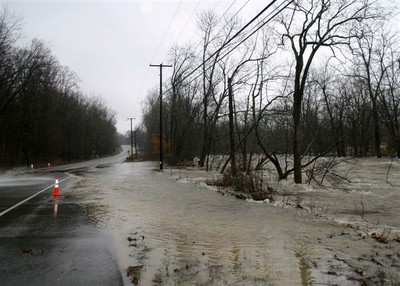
[64,160,399,285]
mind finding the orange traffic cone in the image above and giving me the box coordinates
[53,179,60,196]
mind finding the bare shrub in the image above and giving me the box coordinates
[206,168,275,201]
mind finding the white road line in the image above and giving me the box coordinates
[0,176,71,218]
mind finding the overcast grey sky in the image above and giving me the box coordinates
[1,0,265,134]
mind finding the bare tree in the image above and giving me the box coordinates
[376,31,400,157]
[167,45,201,164]
[313,64,347,156]
[197,11,239,169]
[198,11,219,168]
[224,31,277,177]
[278,0,383,183]
[350,24,392,158]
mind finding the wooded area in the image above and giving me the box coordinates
[0,11,118,167]
[141,0,399,183]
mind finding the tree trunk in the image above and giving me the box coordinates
[228,77,237,177]
[293,58,303,184]
[397,137,400,158]
[293,92,302,184]
[199,84,209,167]
[372,101,382,158]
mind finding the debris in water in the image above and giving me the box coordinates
[370,257,383,266]
[127,265,143,285]
[22,248,33,255]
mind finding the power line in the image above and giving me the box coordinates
[221,0,239,18]
[193,0,291,87]
[211,0,223,14]
[217,0,291,64]
[167,0,229,60]
[218,0,250,34]
[184,0,280,82]
[140,0,251,102]
[171,0,203,47]
[156,0,246,84]
[135,0,183,109]
[147,0,233,99]
[150,0,183,64]
[187,0,250,60]
[165,0,286,94]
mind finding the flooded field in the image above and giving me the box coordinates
[64,159,400,285]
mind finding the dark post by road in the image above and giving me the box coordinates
[134,130,138,159]
[127,117,135,157]
[150,63,172,171]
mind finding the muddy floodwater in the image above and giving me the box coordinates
[64,160,400,285]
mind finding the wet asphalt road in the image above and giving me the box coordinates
[0,151,127,286]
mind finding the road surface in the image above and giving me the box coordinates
[0,151,127,286]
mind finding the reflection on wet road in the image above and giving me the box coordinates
[0,174,67,216]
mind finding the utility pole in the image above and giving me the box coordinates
[127,117,135,158]
[134,130,138,159]
[150,63,172,171]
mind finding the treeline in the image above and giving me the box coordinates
[0,11,118,167]
[141,0,400,183]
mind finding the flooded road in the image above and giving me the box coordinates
[65,160,400,285]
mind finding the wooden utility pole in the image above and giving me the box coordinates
[150,63,172,171]
[127,117,135,158]
[134,130,138,159]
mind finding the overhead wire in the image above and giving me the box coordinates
[139,0,214,100]
[158,0,253,96]
[158,0,244,90]
[188,0,249,59]
[218,0,250,34]
[217,0,291,64]
[134,0,184,118]
[150,0,183,64]
[163,0,286,94]
[171,0,203,47]
[192,0,280,75]
[169,0,230,59]
[173,0,223,50]
[200,0,292,86]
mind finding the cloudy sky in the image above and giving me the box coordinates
[1,0,265,134]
